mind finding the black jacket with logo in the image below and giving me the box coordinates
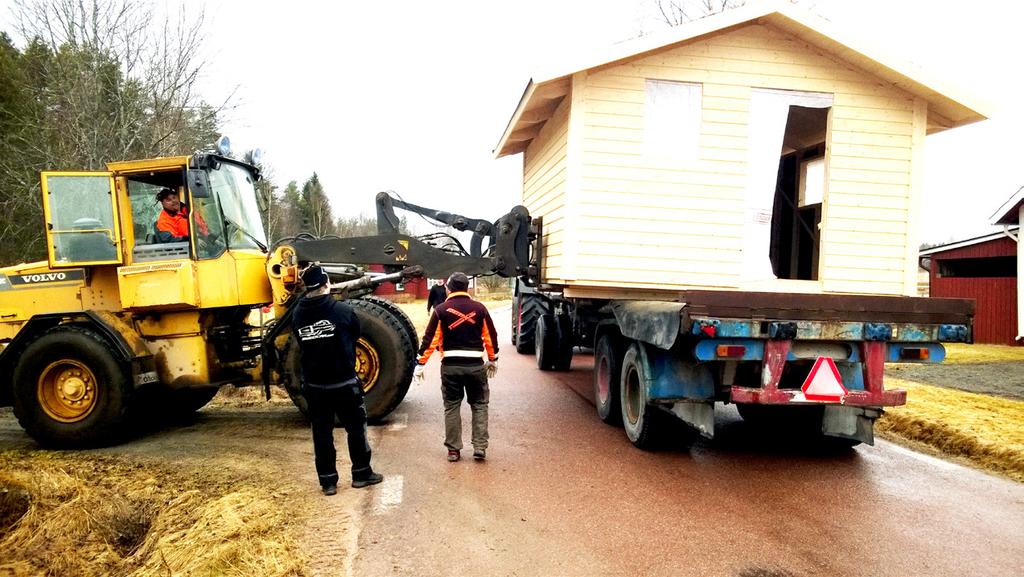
[417,292,498,366]
[292,294,361,387]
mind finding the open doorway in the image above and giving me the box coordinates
[770,105,828,280]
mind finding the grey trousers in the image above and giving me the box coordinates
[440,364,489,451]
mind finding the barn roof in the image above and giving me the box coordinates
[919,226,1020,257]
[494,0,992,158]
[990,185,1024,226]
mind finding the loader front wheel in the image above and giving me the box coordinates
[13,325,132,448]
[514,291,543,354]
[283,298,416,422]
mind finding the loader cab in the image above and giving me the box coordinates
[41,151,270,310]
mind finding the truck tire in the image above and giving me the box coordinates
[619,343,663,449]
[514,292,543,354]
[12,325,133,448]
[593,335,622,425]
[535,314,557,370]
[282,298,416,423]
[552,313,574,371]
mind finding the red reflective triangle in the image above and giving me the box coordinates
[801,357,848,402]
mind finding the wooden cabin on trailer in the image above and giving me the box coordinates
[494,1,990,300]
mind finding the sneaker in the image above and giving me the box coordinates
[473,449,486,461]
[351,472,384,489]
[447,450,461,462]
[322,484,338,496]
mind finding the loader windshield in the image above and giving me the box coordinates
[208,162,267,251]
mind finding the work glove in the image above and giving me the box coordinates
[413,364,426,384]
[485,359,498,379]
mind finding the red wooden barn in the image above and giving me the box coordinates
[368,264,429,300]
[920,226,1019,345]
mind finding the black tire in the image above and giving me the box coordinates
[620,343,664,449]
[12,325,133,448]
[514,293,543,354]
[360,296,419,351]
[535,314,558,370]
[166,387,220,414]
[282,298,417,423]
[593,335,622,425]
[552,313,574,371]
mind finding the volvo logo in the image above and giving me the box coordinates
[7,269,85,286]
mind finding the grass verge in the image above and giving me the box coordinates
[0,451,308,577]
[943,343,1024,363]
[878,378,1024,482]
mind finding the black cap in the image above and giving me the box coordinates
[446,272,469,292]
[301,265,329,291]
[156,187,177,201]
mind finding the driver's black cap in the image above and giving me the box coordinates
[301,265,329,291]
[156,187,177,201]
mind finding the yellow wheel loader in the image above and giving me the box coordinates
[0,148,534,447]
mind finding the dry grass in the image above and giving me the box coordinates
[878,378,1024,482]
[0,451,308,577]
[397,298,511,334]
[943,343,1024,363]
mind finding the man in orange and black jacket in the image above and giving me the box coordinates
[414,272,498,462]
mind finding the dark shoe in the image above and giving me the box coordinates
[322,484,337,496]
[473,449,486,461]
[351,472,384,489]
[447,450,461,462]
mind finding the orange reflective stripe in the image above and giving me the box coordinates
[447,309,477,329]
[481,322,496,361]
[418,316,444,365]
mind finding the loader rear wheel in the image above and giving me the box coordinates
[620,343,664,450]
[593,335,622,425]
[12,325,132,447]
[514,292,543,354]
[283,298,416,422]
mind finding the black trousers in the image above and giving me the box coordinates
[303,381,373,487]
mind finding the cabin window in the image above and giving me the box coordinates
[644,79,701,160]
[744,89,833,282]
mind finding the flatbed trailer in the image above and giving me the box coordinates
[512,283,974,447]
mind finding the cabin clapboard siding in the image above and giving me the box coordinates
[551,23,921,295]
[523,97,570,283]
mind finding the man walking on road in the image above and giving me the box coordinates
[293,264,384,495]
[426,279,447,312]
[414,272,498,462]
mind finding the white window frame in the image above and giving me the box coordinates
[644,79,702,161]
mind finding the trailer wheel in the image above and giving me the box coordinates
[283,298,416,422]
[552,313,574,371]
[12,325,133,447]
[514,292,543,354]
[620,343,663,449]
[535,314,557,370]
[593,335,622,425]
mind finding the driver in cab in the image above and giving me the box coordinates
[155,187,208,243]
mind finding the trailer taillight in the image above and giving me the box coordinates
[716,345,746,358]
[900,347,930,360]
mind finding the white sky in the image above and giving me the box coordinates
[4,0,1022,244]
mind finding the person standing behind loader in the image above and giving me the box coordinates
[414,272,498,462]
[292,265,383,495]
[426,279,447,312]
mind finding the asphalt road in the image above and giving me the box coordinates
[354,307,1024,577]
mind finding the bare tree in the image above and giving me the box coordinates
[653,0,747,26]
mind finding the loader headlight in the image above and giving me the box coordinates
[216,135,232,157]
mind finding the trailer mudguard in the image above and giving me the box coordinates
[609,301,684,350]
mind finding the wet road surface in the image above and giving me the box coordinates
[355,307,1024,577]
